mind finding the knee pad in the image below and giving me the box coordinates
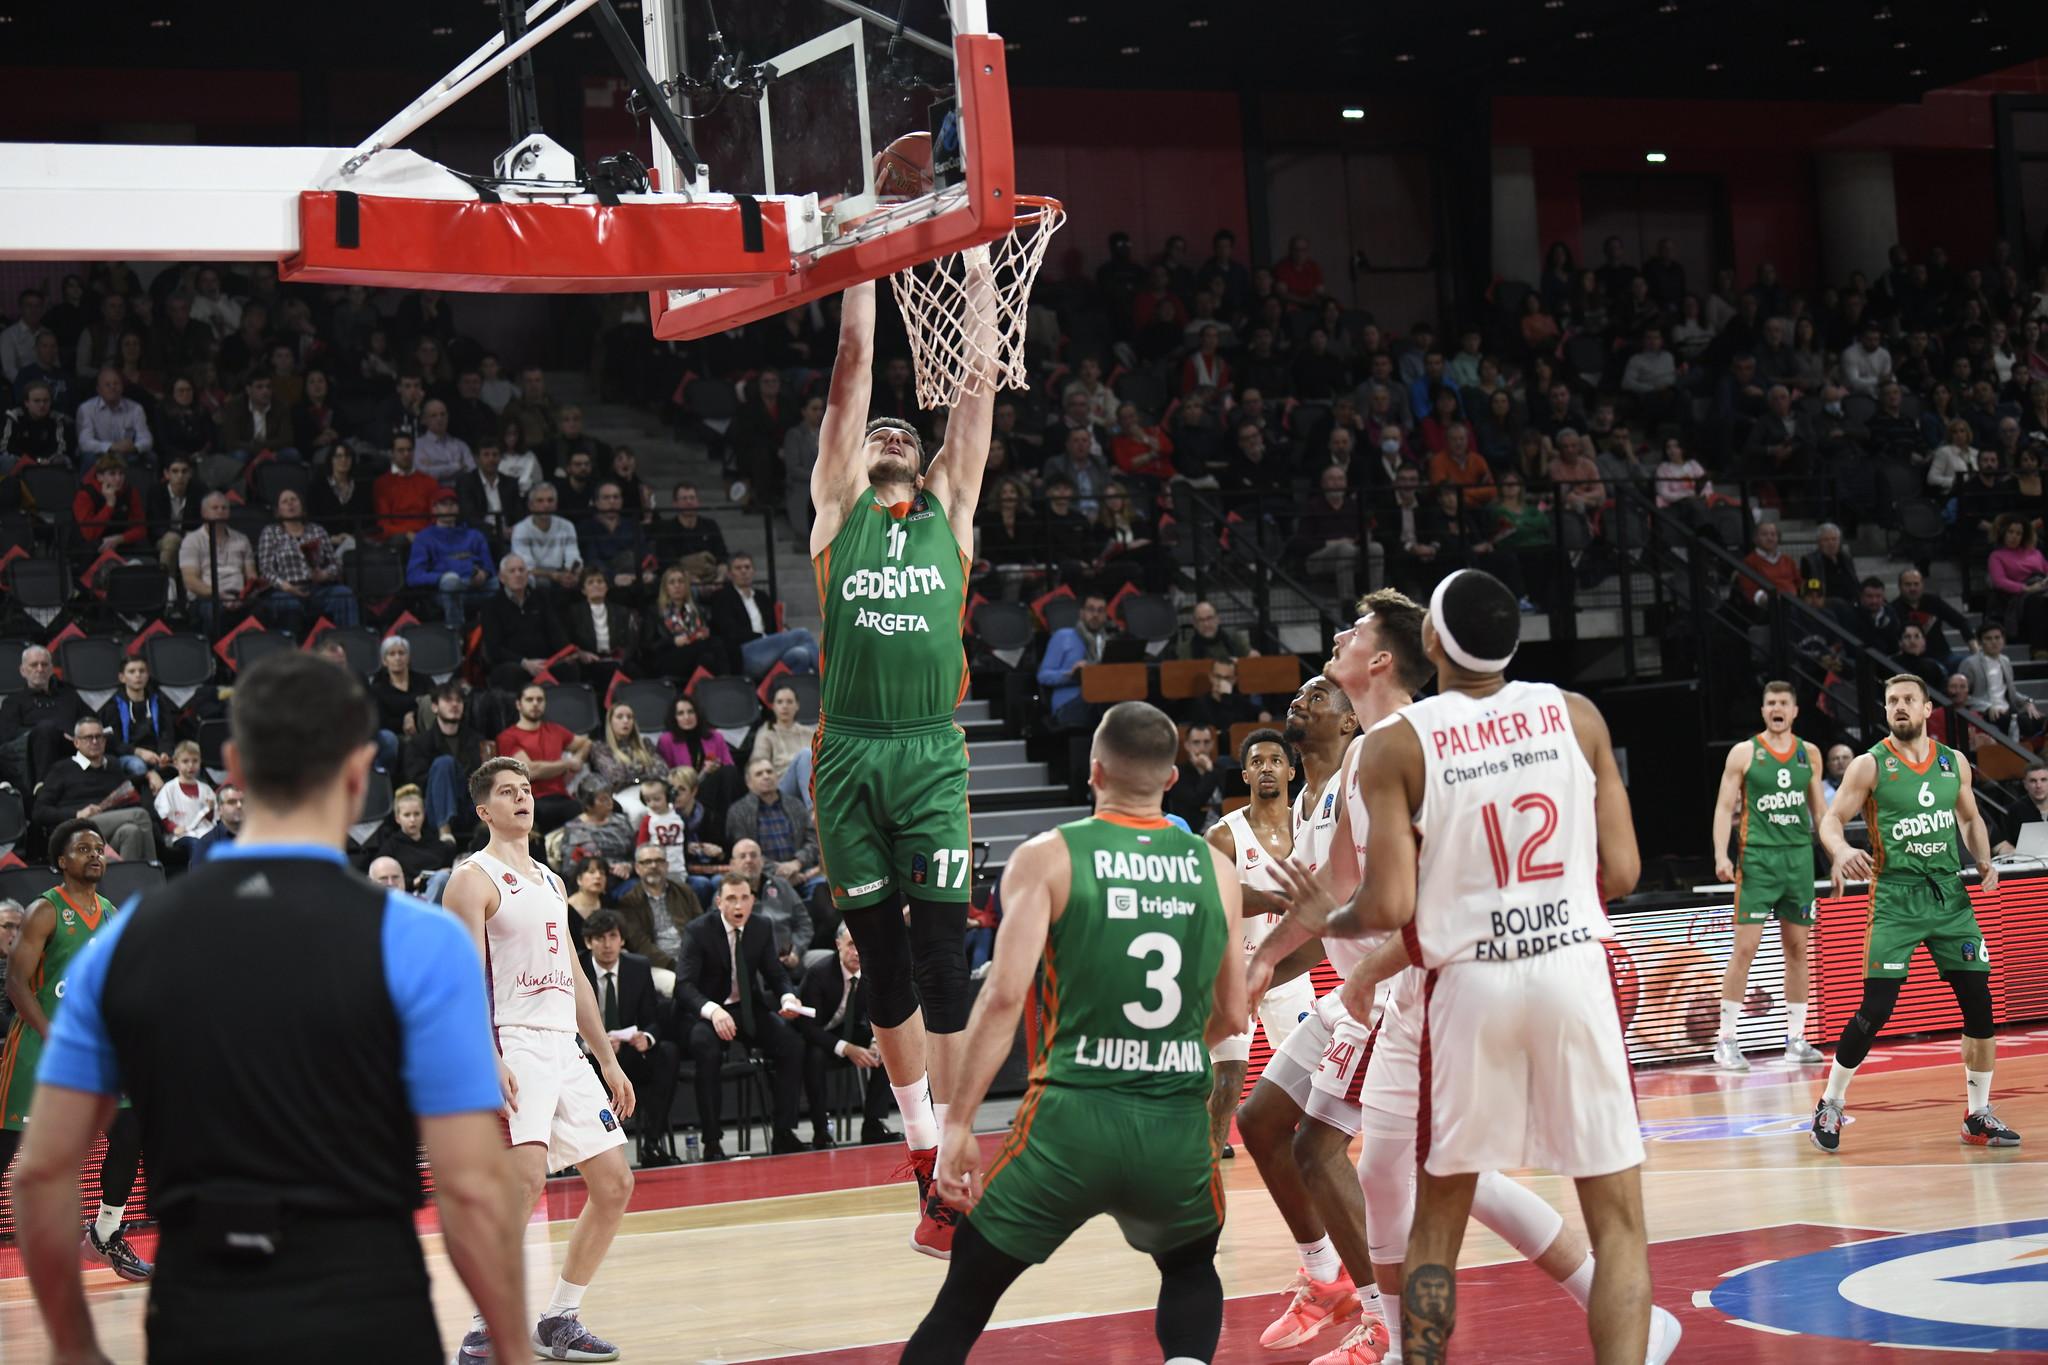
[844,900,920,1029]
[1470,1171,1564,1263]
[1358,1133,1417,1266]
[1943,970,1995,1038]
[908,899,972,1034]
[1837,976,1904,1069]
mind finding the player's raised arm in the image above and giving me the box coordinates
[1955,757,1999,895]
[1354,720,1424,932]
[924,251,1000,549]
[1820,752,1878,894]
[1710,741,1749,884]
[813,281,878,541]
[1205,843,1248,1047]
[1566,692,1640,901]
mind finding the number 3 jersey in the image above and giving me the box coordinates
[1032,814,1229,1101]
[1398,681,1611,969]
[469,849,577,1032]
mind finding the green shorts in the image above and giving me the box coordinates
[1734,846,1817,925]
[1,1018,42,1131]
[970,1084,1223,1265]
[1864,876,1990,979]
[812,717,972,910]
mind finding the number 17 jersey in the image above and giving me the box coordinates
[1033,815,1228,1101]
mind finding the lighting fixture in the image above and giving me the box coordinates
[1811,61,1830,73]
[1394,51,1414,62]
[1872,3,1893,18]
[1574,29,1594,39]
[1066,13,1086,23]
[1645,151,1668,163]
[1467,26,1487,37]
[149,16,171,26]
[1544,0,1565,9]
[1786,34,1807,46]
[1506,52,1528,65]
[1187,16,1210,26]
[1658,1,1678,11]
[1119,44,1139,54]
[1970,7,1989,23]
[1342,107,1366,119]
[1704,59,1723,71]
[1908,66,1925,75]
[1893,38,1909,48]
[1992,41,2009,51]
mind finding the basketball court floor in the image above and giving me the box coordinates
[2,1025,2042,1362]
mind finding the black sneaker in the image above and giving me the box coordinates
[1962,1105,2021,1147]
[82,1224,153,1281]
[1810,1098,1844,1154]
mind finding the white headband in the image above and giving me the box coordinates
[1430,570,1518,674]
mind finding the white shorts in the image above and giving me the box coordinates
[1360,971,1425,1140]
[498,1024,628,1171]
[1258,991,1375,1136]
[1419,941,1645,1179]
[1210,971,1316,1064]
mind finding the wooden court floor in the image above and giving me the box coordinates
[4,1027,2045,1363]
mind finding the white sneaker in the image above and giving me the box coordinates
[1645,1305,1682,1365]
[1782,1037,1824,1064]
[1713,1037,1750,1071]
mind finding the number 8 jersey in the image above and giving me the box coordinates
[1032,814,1229,1101]
[1399,681,1610,969]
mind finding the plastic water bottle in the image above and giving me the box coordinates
[683,1133,700,1164]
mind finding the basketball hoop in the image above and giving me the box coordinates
[889,193,1064,410]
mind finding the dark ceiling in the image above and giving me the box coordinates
[1,0,2042,104]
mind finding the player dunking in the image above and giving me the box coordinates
[1238,667,1387,1355]
[811,268,997,1257]
[447,757,636,1364]
[1811,674,2020,1153]
[1273,599,1680,1365]
[0,821,153,1282]
[1708,682,1827,1071]
[900,702,1245,1365]
[1306,570,1652,1364]
[1204,727,1313,1157]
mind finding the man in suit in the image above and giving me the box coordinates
[704,551,817,680]
[584,910,682,1167]
[793,923,897,1149]
[455,440,524,551]
[675,873,807,1159]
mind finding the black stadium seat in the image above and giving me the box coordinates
[231,630,296,673]
[543,682,601,736]
[57,636,125,694]
[613,679,677,738]
[692,676,762,732]
[146,633,216,691]
[398,623,462,679]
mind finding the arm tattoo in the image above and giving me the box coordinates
[1403,1263,1456,1364]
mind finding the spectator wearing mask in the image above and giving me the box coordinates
[405,490,496,627]
[793,923,897,1149]
[706,551,818,680]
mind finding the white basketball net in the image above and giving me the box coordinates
[889,195,1064,410]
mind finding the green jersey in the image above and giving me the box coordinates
[1864,736,1964,882]
[1,886,118,1130]
[814,489,969,728]
[1030,816,1228,1102]
[1741,733,1814,851]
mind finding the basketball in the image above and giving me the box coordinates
[873,130,933,201]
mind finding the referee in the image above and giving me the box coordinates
[16,653,527,1364]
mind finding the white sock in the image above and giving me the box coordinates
[1718,999,1739,1041]
[471,1312,487,1335]
[1787,1001,1809,1039]
[1361,1285,1382,1317]
[1823,1060,1856,1105]
[1297,1236,1341,1283]
[1966,1068,1992,1114]
[94,1204,124,1241]
[1560,1252,1595,1309]
[544,1277,587,1318]
[932,1101,949,1135]
[893,1074,938,1150]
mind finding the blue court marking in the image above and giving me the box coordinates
[1709,1218,2048,1352]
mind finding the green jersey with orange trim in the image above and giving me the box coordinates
[1030,815,1228,1101]
[1863,735,1964,882]
[1740,732,1814,851]
[814,488,969,728]
[2,886,119,1130]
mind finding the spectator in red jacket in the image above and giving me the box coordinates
[373,432,440,544]
[71,455,147,560]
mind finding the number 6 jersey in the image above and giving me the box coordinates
[1398,681,1611,969]
[1031,814,1229,1101]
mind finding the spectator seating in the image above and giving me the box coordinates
[100,859,167,902]
[691,675,763,738]
[397,623,462,680]
[321,625,386,679]
[57,636,124,695]
[543,681,601,736]
[144,633,215,692]
[10,559,69,615]
[780,672,820,726]
[1079,662,1148,704]
[105,564,175,626]
[230,629,296,673]
[0,787,27,858]
[613,679,677,737]
[0,639,26,692]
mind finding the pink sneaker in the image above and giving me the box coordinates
[1309,1317,1392,1365]
[1260,1267,1361,1349]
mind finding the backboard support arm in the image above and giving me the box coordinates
[500,0,547,139]
[587,0,701,186]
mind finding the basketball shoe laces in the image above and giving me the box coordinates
[893,1152,961,1227]
[1816,1099,1844,1135]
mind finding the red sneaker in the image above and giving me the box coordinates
[1260,1267,1360,1349]
[901,1147,959,1260]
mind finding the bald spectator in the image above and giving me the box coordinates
[509,482,584,592]
[414,398,475,482]
[178,492,261,632]
[1820,743,1855,803]
[1734,519,1801,613]
[367,856,406,890]
[1176,600,1251,662]
[728,838,812,972]
[479,555,575,691]
[74,367,153,460]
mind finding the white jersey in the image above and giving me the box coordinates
[1399,681,1609,969]
[472,848,579,1032]
[1219,805,1289,957]
[1296,738,1368,977]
